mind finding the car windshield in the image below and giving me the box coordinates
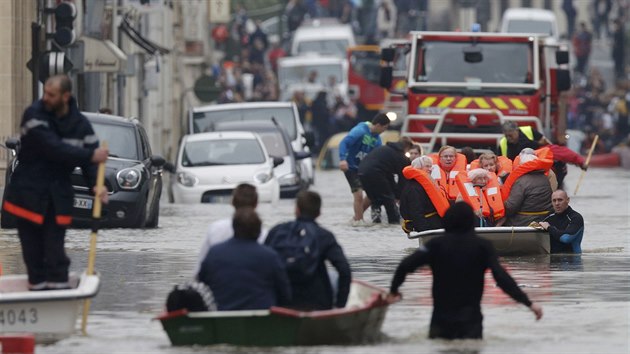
[181,138,266,167]
[349,50,381,84]
[297,39,349,57]
[279,63,343,86]
[256,131,289,156]
[416,41,532,85]
[192,107,297,140]
[91,122,139,160]
[507,20,554,36]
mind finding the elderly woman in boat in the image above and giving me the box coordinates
[501,148,553,226]
[454,168,505,227]
[400,155,449,233]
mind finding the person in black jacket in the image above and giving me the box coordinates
[399,155,443,232]
[198,208,292,310]
[386,202,543,339]
[3,75,109,290]
[358,137,413,224]
[539,189,585,254]
[265,191,351,311]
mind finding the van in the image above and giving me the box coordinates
[500,8,559,41]
[277,54,348,103]
[290,18,356,58]
[188,102,314,185]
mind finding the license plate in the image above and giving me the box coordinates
[73,197,93,209]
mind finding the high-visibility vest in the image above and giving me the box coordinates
[499,126,535,157]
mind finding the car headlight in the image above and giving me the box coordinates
[278,173,299,186]
[254,171,273,184]
[177,171,198,187]
[116,168,142,189]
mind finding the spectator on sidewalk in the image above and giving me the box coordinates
[573,22,593,74]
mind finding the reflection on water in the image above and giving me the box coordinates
[1,166,628,353]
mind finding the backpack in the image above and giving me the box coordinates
[266,221,320,281]
[166,281,217,312]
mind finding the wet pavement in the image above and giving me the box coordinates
[0,165,628,353]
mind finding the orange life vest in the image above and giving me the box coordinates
[470,156,513,177]
[512,146,554,166]
[455,174,491,217]
[429,153,467,200]
[484,172,505,219]
[501,157,554,200]
[402,166,451,217]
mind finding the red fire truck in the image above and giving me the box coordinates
[379,31,571,153]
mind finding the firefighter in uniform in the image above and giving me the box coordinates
[2,75,109,290]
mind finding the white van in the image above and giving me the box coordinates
[277,54,348,103]
[188,102,314,185]
[290,18,356,58]
[500,8,559,42]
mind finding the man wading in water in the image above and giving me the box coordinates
[386,202,543,339]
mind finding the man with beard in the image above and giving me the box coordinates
[2,75,109,290]
[386,202,543,339]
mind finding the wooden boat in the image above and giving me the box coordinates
[408,226,550,256]
[0,272,100,344]
[156,280,389,346]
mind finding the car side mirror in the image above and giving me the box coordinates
[303,131,316,150]
[556,69,571,92]
[381,48,395,62]
[294,151,311,160]
[151,155,166,167]
[556,50,569,65]
[272,156,284,167]
[5,137,20,151]
[163,162,176,173]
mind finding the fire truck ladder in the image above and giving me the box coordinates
[401,108,543,153]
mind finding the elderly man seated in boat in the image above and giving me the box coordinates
[400,155,449,233]
[455,168,505,227]
[501,148,553,226]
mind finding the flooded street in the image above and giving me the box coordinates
[1,165,629,353]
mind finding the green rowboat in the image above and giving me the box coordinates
[156,280,389,346]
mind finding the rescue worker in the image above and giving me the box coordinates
[387,202,543,340]
[338,113,390,226]
[502,149,553,226]
[2,75,109,290]
[358,137,413,224]
[399,156,449,233]
[539,189,585,254]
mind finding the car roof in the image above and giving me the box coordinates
[214,120,279,132]
[83,112,136,127]
[192,101,294,113]
[182,131,259,142]
[502,8,556,21]
[278,54,346,66]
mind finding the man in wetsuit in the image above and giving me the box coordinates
[386,202,543,339]
[539,189,585,254]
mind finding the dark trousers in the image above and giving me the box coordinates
[17,205,69,285]
[359,174,400,224]
[429,320,483,340]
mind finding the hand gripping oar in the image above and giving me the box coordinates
[81,141,107,335]
[574,135,598,196]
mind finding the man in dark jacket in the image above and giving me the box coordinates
[265,191,351,311]
[3,75,109,290]
[358,137,413,224]
[198,208,291,310]
[386,202,543,339]
[539,189,585,254]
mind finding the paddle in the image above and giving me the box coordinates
[81,141,107,335]
[573,134,598,196]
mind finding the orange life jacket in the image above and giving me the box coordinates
[429,153,467,200]
[501,157,554,200]
[512,146,554,166]
[470,156,513,177]
[455,174,491,217]
[484,172,505,219]
[402,166,451,217]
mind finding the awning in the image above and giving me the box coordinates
[119,15,170,55]
[79,36,127,73]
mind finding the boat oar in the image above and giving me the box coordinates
[574,135,598,196]
[81,141,107,336]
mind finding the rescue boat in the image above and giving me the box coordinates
[156,280,389,346]
[0,272,100,343]
[407,226,550,256]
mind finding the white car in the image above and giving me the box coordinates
[170,132,280,204]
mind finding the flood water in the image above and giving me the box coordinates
[1,165,629,354]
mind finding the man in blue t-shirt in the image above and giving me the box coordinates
[338,113,390,225]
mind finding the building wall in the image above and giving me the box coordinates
[0,0,37,188]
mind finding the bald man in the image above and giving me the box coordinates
[539,190,585,253]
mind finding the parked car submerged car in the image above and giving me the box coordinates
[213,120,310,198]
[0,112,166,229]
[170,131,281,204]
